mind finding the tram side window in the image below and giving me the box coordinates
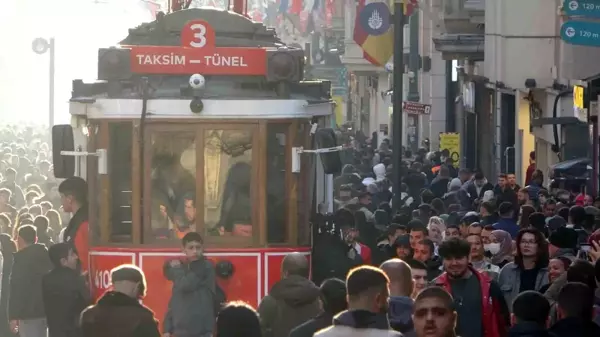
[150,132,197,241]
[266,124,287,243]
[109,123,132,240]
[204,129,253,238]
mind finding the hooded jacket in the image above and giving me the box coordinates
[258,275,321,337]
[8,243,52,320]
[314,309,402,337]
[388,296,415,337]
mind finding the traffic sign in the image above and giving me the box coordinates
[402,101,431,115]
[564,0,600,18]
[560,20,600,46]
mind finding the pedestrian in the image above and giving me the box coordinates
[498,228,549,311]
[289,278,347,337]
[549,282,600,337]
[314,266,402,337]
[434,237,509,337]
[163,232,216,337]
[215,302,261,337]
[258,253,320,337]
[80,264,160,337]
[42,243,91,337]
[58,177,88,272]
[412,287,458,337]
[9,225,52,337]
[380,259,416,337]
[509,291,553,337]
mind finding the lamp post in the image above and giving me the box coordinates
[32,37,55,129]
[391,2,405,212]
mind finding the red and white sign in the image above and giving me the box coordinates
[89,253,135,299]
[129,20,267,75]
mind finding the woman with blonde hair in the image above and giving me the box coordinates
[427,216,446,250]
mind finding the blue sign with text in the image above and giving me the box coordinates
[564,0,600,18]
[561,20,600,46]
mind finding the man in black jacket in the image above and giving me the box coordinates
[288,278,347,337]
[42,243,90,337]
[9,225,52,337]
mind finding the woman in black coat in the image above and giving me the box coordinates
[0,233,16,337]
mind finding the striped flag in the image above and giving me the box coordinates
[353,0,394,66]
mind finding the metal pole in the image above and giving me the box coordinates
[49,38,55,129]
[392,3,405,213]
[445,60,455,132]
[407,12,419,102]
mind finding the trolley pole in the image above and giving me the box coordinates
[392,2,405,212]
[49,38,56,129]
[32,37,56,130]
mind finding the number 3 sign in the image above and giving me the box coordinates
[181,20,216,49]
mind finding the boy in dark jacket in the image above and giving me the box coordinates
[163,232,216,337]
[42,243,90,337]
[9,225,52,337]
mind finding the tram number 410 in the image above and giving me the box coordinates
[94,270,112,290]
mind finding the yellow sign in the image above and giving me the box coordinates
[439,133,460,168]
[333,96,344,126]
[574,85,584,110]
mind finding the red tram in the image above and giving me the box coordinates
[51,7,335,326]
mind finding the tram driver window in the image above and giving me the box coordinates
[149,132,197,240]
[109,123,133,241]
[266,124,287,243]
[204,129,253,238]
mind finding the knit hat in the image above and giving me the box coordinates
[548,227,578,249]
[547,215,567,232]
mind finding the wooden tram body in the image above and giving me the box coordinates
[51,7,334,325]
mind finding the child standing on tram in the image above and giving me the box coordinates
[163,232,217,337]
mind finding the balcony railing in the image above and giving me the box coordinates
[443,0,485,16]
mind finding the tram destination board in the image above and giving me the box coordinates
[128,20,267,75]
[402,101,431,115]
[561,20,600,47]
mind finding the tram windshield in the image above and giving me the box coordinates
[91,121,311,247]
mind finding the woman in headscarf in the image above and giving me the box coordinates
[488,229,514,269]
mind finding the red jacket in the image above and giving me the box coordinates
[435,267,508,337]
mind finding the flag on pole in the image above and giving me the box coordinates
[403,0,418,16]
[353,0,394,66]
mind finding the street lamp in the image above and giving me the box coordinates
[31,37,55,129]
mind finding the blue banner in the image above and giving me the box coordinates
[564,0,600,18]
[560,20,600,46]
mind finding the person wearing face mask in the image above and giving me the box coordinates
[467,234,500,280]
[80,264,160,337]
[487,230,513,269]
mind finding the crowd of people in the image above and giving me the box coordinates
[3,124,600,337]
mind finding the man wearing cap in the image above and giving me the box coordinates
[80,265,160,337]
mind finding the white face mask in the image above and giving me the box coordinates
[484,243,501,255]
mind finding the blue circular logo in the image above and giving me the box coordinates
[359,2,391,36]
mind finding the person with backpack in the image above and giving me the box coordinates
[163,232,217,337]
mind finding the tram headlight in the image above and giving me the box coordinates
[98,47,132,81]
[266,48,304,83]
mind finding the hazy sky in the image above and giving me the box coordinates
[0,0,155,125]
